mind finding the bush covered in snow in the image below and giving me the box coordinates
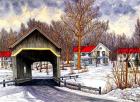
[106,87,140,101]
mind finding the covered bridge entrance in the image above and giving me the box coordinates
[10,28,61,84]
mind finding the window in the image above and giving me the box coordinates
[132,54,136,57]
[123,54,127,57]
[81,53,86,56]
[99,47,102,50]
[4,57,8,60]
[88,53,91,57]
[102,51,105,56]
[97,51,100,56]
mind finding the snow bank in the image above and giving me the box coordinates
[106,87,140,101]
[0,69,13,81]
[57,87,133,102]
[61,64,115,93]
[0,86,43,102]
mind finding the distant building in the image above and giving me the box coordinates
[73,43,110,66]
[0,51,12,69]
[116,48,140,62]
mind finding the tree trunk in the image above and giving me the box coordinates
[125,61,128,88]
[40,62,42,72]
[66,46,70,64]
[135,56,139,84]
[46,62,49,75]
[1,57,3,68]
[77,36,81,70]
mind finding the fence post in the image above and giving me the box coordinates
[64,80,66,87]
[59,81,61,87]
[3,80,5,87]
[99,87,101,94]
[58,78,61,87]
[78,84,81,90]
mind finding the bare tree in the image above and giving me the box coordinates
[62,0,107,70]
[133,18,140,47]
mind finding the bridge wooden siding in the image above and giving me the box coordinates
[9,28,61,84]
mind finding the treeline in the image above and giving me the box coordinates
[0,18,139,60]
[0,0,140,61]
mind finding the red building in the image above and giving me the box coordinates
[115,48,140,61]
[0,51,12,68]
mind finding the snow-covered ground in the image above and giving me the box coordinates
[0,64,140,102]
[0,85,135,102]
[106,87,140,101]
[0,69,13,81]
[32,63,114,93]
[60,63,115,93]
[0,86,43,102]
[32,69,53,79]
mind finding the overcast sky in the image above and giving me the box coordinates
[0,0,140,37]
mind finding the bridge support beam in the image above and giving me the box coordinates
[53,57,60,79]
[12,56,32,84]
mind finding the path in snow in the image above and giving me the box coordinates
[0,79,116,102]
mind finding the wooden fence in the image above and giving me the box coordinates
[0,76,102,95]
[0,80,15,87]
[54,75,102,94]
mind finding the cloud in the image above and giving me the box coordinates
[95,0,140,37]
[113,4,136,15]
[0,0,64,17]
[108,15,135,37]
[0,0,139,37]
[27,0,42,9]
[96,0,136,16]
[0,2,64,32]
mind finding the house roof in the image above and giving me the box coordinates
[73,46,96,52]
[95,43,110,51]
[0,51,11,57]
[115,48,140,54]
[9,27,61,49]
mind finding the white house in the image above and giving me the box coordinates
[73,43,111,66]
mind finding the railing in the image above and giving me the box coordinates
[0,78,31,87]
[1,77,102,94]
[60,63,74,70]
[0,80,15,87]
[54,76,102,94]
[60,75,79,81]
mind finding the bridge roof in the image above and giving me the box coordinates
[9,27,61,49]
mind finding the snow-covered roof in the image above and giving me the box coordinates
[92,43,110,52]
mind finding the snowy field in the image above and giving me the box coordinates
[60,64,114,93]
[0,69,13,81]
[32,63,114,93]
[0,64,140,101]
[0,85,133,102]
